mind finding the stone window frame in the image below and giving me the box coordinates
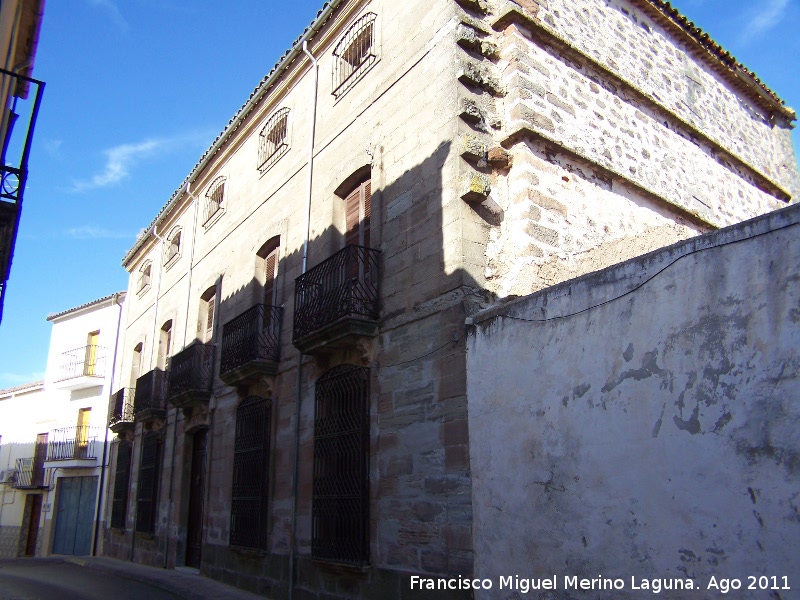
[257,107,291,175]
[332,12,379,99]
[203,176,226,228]
[136,261,152,296]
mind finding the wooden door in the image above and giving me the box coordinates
[22,494,43,556]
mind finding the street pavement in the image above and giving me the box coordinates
[0,556,266,600]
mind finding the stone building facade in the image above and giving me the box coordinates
[101,0,797,598]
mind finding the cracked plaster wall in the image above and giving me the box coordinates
[466,204,800,598]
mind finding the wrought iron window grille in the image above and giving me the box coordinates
[293,244,380,342]
[55,344,106,381]
[135,431,162,534]
[203,176,226,225]
[230,395,271,550]
[257,108,290,174]
[311,364,370,566]
[111,440,133,529]
[220,304,283,375]
[332,13,377,98]
[167,342,215,399]
[46,425,99,461]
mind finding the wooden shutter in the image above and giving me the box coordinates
[205,294,215,342]
[345,187,361,248]
[363,181,371,250]
[264,251,277,306]
[344,179,371,248]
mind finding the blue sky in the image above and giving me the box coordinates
[0,0,798,389]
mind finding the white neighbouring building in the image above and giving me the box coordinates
[0,292,125,558]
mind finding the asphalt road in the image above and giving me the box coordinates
[0,560,180,600]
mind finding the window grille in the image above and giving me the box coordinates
[258,108,290,173]
[137,262,151,293]
[230,395,271,550]
[204,176,226,224]
[111,440,132,529]
[135,431,162,533]
[312,364,370,565]
[333,13,377,97]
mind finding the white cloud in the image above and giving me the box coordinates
[740,0,789,43]
[65,225,136,240]
[69,130,215,193]
[44,139,63,157]
[87,0,129,31]
[70,139,161,192]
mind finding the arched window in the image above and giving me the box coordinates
[131,342,143,387]
[199,285,216,343]
[333,13,377,97]
[164,227,182,266]
[258,108,290,173]
[204,176,226,225]
[256,237,280,307]
[137,261,152,294]
[158,320,172,370]
[312,364,370,565]
[230,395,271,550]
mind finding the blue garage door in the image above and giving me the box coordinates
[52,476,98,555]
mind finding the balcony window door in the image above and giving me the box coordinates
[158,321,172,371]
[344,179,371,250]
[199,287,216,344]
[76,408,90,459]
[131,343,143,387]
[85,331,100,376]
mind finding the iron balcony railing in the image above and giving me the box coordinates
[109,388,135,428]
[55,344,106,382]
[46,425,99,461]
[167,342,215,399]
[294,244,381,342]
[221,304,283,375]
[13,457,46,488]
[0,67,45,325]
[133,369,168,418]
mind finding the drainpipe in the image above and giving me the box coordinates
[165,181,201,569]
[92,292,125,556]
[289,40,318,600]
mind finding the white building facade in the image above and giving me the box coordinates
[0,292,125,558]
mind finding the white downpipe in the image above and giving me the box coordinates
[289,40,318,600]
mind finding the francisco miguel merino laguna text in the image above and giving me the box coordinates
[409,575,697,593]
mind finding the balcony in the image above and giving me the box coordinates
[53,344,106,390]
[293,245,380,354]
[220,304,282,386]
[133,369,168,423]
[167,342,214,411]
[12,457,48,489]
[44,426,99,468]
[109,388,135,434]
